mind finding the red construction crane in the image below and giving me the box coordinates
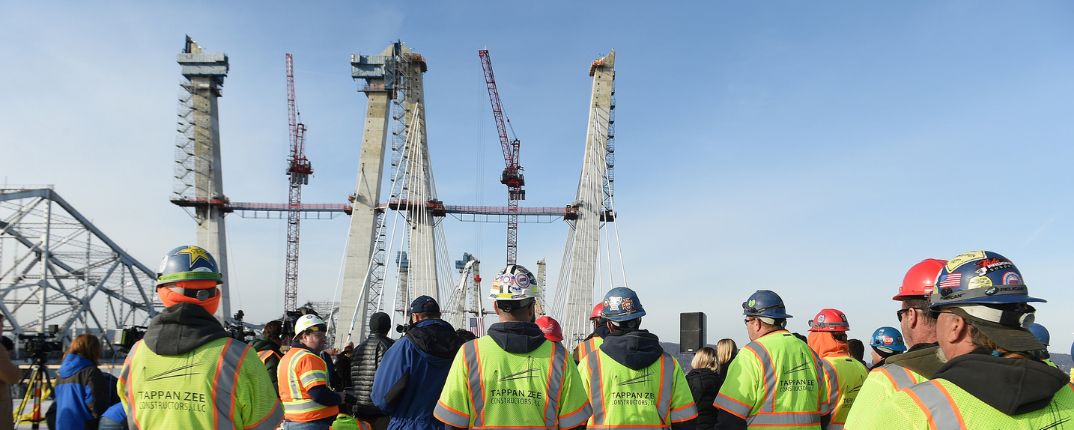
[479,49,525,266]
[284,53,312,312]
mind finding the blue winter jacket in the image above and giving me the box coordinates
[371,319,463,430]
[53,353,113,430]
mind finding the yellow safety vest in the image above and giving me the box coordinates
[714,331,836,429]
[579,346,697,428]
[844,363,927,428]
[435,336,592,429]
[820,356,867,429]
[856,379,1074,429]
[118,338,283,430]
[574,336,604,363]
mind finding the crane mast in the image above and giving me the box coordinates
[284,53,312,312]
[479,49,525,266]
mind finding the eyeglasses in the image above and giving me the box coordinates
[743,318,752,325]
[896,308,925,322]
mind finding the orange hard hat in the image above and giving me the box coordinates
[536,316,563,342]
[808,308,850,332]
[590,303,604,320]
[893,259,947,301]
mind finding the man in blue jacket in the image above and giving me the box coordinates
[371,296,464,429]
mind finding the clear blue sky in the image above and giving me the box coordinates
[3,1,1073,352]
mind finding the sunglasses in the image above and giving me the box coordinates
[895,307,925,322]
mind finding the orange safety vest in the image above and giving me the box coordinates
[258,349,281,364]
[277,348,339,422]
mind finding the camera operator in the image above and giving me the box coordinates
[54,334,114,430]
[0,316,18,430]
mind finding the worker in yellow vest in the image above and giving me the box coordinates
[577,287,697,428]
[851,250,1074,428]
[435,265,592,429]
[573,303,607,363]
[806,309,867,430]
[279,314,343,429]
[844,258,947,428]
[714,290,835,429]
[118,245,282,429]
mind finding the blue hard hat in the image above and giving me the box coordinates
[742,290,792,319]
[930,251,1045,309]
[602,287,646,322]
[155,245,223,286]
[869,326,907,353]
[1027,323,1050,347]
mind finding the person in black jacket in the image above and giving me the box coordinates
[350,312,395,429]
[687,347,720,430]
[251,320,283,391]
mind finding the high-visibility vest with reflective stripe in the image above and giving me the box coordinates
[278,347,339,422]
[579,346,698,428]
[434,336,593,429]
[714,331,830,429]
[258,349,281,364]
[820,356,867,429]
[118,337,283,430]
[843,363,927,428]
[575,336,604,363]
[857,379,1074,429]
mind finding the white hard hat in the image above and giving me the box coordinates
[294,314,326,335]
[489,265,537,301]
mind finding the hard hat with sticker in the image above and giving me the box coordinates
[930,250,1044,309]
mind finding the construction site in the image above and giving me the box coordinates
[0,37,626,356]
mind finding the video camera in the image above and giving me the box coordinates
[226,310,256,342]
[115,326,147,352]
[19,325,61,361]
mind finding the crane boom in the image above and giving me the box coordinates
[479,49,525,266]
[284,53,313,312]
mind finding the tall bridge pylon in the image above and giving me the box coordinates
[552,51,623,349]
[171,36,232,321]
[337,43,449,346]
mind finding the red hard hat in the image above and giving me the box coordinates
[808,308,850,332]
[893,259,947,301]
[590,303,603,320]
[536,316,563,342]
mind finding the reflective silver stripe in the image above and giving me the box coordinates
[907,381,966,430]
[586,347,606,424]
[434,402,470,428]
[545,342,567,427]
[283,399,324,412]
[287,350,310,398]
[743,343,776,413]
[464,340,485,427]
[123,341,142,430]
[828,423,845,430]
[821,358,840,415]
[559,403,592,429]
[213,338,248,430]
[882,364,917,390]
[248,403,283,430]
[748,413,821,426]
[714,394,751,419]
[656,353,674,424]
[299,370,328,386]
[669,403,698,422]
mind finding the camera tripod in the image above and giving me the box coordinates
[14,354,52,429]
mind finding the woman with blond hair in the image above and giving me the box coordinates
[54,334,114,430]
[686,347,720,429]
[715,338,738,376]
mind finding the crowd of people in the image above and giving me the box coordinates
[1,245,1071,429]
